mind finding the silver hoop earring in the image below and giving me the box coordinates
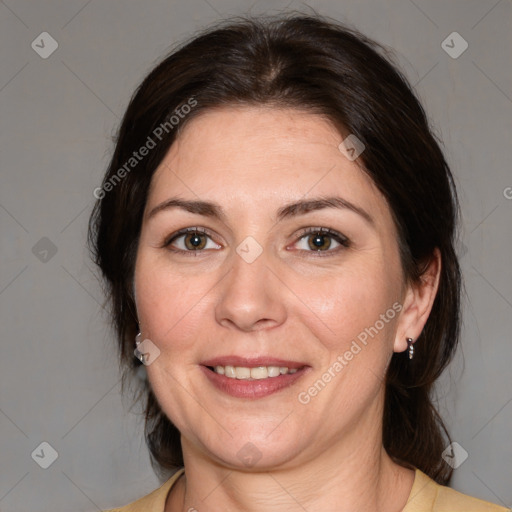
[134,332,144,363]
[407,337,414,360]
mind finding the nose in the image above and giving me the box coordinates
[214,246,287,332]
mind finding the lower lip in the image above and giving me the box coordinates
[200,365,309,399]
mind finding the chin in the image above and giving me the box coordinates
[196,426,307,471]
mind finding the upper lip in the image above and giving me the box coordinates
[201,356,308,369]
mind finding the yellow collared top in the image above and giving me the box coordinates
[104,467,509,511]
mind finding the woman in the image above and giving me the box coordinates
[89,14,508,512]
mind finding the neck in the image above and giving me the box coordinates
[166,402,415,512]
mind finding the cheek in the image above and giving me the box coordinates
[303,261,399,355]
[305,269,400,400]
[133,255,215,430]
[134,253,217,354]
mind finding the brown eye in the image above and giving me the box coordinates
[164,228,221,254]
[307,232,333,251]
[183,232,207,250]
[293,227,350,255]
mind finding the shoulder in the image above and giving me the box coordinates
[405,468,509,512]
[103,468,185,512]
[436,486,509,511]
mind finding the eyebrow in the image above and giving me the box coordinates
[147,196,374,226]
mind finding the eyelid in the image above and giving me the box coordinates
[162,226,220,249]
[295,226,349,244]
[289,226,350,255]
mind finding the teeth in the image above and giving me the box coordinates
[268,366,281,377]
[249,366,268,379]
[213,365,299,380]
[236,366,251,379]
[224,365,236,378]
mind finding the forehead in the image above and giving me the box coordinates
[147,106,391,226]
[156,106,343,174]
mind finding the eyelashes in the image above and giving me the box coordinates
[162,226,350,257]
[294,227,350,254]
[162,227,219,253]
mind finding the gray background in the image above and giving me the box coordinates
[1,1,511,511]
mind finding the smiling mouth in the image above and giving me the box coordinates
[205,364,305,380]
[200,360,310,399]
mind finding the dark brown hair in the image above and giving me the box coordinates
[88,13,461,484]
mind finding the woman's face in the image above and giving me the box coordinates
[134,106,411,469]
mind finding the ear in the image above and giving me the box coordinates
[394,248,442,353]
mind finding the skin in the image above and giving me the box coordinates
[133,106,441,512]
